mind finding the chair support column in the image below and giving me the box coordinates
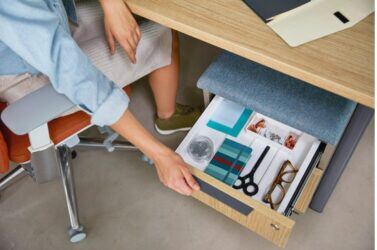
[57,145,86,243]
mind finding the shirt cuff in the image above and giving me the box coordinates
[91,87,129,127]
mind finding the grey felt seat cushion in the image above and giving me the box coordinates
[197,52,356,145]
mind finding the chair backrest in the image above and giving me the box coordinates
[0,102,9,173]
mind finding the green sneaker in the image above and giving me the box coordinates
[155,103,202,135]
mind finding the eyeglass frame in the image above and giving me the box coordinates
[262,160,298,210]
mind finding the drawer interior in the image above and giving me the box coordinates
[176,96,325,216]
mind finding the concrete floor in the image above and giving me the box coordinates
[0,35,374,250]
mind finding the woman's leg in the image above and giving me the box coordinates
[148,31,180,119]
[149,31,201,135]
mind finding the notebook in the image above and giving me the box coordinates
[243,0,309,22]
[205,139,252,186]
[243,0,374,46]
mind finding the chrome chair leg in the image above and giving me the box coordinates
[0,164,29,191]
[57,145,86,243]
[77,137,138,151]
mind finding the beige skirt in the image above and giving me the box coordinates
[0,0,172,115]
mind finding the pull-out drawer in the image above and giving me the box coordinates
[176,96,325,248]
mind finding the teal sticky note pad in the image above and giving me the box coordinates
[207,99,252,137]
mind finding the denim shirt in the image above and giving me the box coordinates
[0,0,129,127]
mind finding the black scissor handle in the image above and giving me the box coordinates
[243,182,258,196]
[233,146,271,196]
[233,174,248,189]
[233,175,258,196]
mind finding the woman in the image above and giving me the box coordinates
[0,0,200,195]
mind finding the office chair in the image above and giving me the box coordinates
[0,85,136,243]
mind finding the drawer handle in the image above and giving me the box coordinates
[270,223,280,231]
[194,177,253,215]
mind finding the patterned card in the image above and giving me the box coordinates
[205,139,252,186]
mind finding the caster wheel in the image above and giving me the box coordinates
[68,226,86,243]
[106,146,115,153]
[71,150,77,159]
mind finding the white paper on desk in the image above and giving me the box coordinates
[268,0,374,47]
[209,99,245,128]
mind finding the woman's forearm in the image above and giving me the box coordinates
[110,109,170,161]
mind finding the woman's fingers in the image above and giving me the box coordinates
[102,0,141,63]
[164,168,194,196]
[181,166,200,191]
[127,30,137,50]
[132,32,140,49]
[152,149,198,196]
[119,30,139,63]
[135,25,141,39]
[171,178,192,196]
[119,39,136,63]
[105,22,116,54]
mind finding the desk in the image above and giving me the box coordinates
[125,0,375,212]
[125,0,374,108]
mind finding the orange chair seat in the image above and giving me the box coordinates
[0,123,9,173]
[0,86,131,169]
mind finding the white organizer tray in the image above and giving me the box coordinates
[176,96,321,214]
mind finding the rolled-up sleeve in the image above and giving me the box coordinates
[0,0,129,126]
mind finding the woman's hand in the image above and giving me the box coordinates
[153,148,200,196]
[100,0,141,63]
[111,110,200,196]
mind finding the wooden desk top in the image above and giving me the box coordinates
[125,0,375,108]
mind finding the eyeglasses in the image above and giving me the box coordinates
[262,160,298,210]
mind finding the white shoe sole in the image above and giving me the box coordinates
[154,124,192,135]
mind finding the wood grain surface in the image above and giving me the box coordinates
[125,0,374,108]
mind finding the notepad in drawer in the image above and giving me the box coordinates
[205,139,252,186]
[207,99,252,137]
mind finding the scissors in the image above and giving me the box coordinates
[233,146,270,196]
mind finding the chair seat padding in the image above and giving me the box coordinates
[0,109,90,164]
[197,52,356,145]
[0,86,131,165]
[0,103,9,173]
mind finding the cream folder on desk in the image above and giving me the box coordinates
[267,0,374,47]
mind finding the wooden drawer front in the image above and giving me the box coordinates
[191,167,294,248]
[294,168,324,214]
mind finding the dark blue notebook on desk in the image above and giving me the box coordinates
[242,0,309,22]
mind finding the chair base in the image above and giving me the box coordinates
[77,137,138,151]
[0,146,87,244]
[0,164,31,192]
[1,134,140,243]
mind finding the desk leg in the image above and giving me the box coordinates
[310,104,374,212]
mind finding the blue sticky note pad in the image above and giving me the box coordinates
[207,99,252,137]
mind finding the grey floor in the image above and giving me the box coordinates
[0,35,374,250]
